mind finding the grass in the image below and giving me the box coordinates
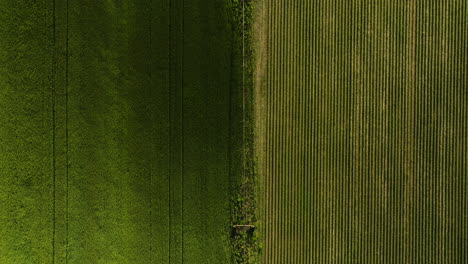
[229,0,262,263]
[0,1,55,263]
[0,0,240,263]
[67,0,235,262]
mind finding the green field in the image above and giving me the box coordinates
[257,0,467,263]
[0,0,243,263]
[1,0,466,263]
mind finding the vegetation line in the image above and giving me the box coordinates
[231,0,261,263]
[52,0,57,262]
[148,1,153,261]
[65,0,69,261]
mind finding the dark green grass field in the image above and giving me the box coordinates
[0,0,243,263]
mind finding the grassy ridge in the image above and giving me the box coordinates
[230,0,262,263]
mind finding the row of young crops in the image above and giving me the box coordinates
[258,0,466,263]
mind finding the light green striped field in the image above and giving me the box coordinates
[257,0,467,263]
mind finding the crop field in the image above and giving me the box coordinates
[0,0,241,263]
[257,0,466,263]
[1,0,466,263]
